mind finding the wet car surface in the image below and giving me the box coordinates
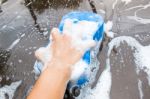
[0,0,150,99]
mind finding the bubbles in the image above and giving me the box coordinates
[0,81,22,99]
[121,0,132,5]
[77,36,150,99]
[104,21,115,38]
[28,52,32,55]
[18,59,23,63]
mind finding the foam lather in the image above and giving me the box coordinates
[34,11,104,97]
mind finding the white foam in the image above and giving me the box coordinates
[18,59,22,63]
[63,19,99,41]
[7,38,20,50]
[121,0,132,5]
[16,15,21,19]
[0,81,22,99]
[113,0,132,9]
[107,36,150,83]
[21,33,25,38]
[98,9,105,14]
[112,0,118,9]
[43,31,48,36]
[63,19,100,81]
[106,36,150,99]
[35,19,100,81]
[77,66,111,99]
[77,36,150,99]
[7,34,25,50]
[104,21,115,38]
[138,79,143,99]
[2,25,7,29]
[71,60,88,81]
[127,16,150,24]
[0,0,2,5]
[126,2,150,24]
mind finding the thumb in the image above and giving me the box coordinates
[35,47,47,63]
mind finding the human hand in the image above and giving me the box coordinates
[35,28,96,77]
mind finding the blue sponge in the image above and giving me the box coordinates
[34,11,104,92]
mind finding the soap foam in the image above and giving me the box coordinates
[113,0,132,10]
[63,19,100,80]
[0,81,22,99]
[121,0,132,5]
[77,36,150,99]
[138,79,143,99]
[7,34,25,50]
[104,21,115,38]
[35,19,100,81]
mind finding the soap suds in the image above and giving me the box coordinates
[0,81,22,99]
[7,34,25,50]
[77,36,150,99]
[138,79,143,99]
[71,60,88,81]
[34,19,102,81]
[127,16,150,24]
[121,0,132,5]
[7,38,20,50]
[112,0,118,9]
[126,2,150,24]
[63,19,99,41]
[107,36,150,85]
[104,21,115,38]
[106,36,150,99]
[113,0,132,9]
[18,59,22,63]
[2,25,7,29]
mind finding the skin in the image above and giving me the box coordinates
[27,28,95,99]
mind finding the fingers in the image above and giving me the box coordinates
[51,28,61,41]
[63,19,72,35]
[81,40,96,51]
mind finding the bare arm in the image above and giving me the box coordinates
[27,61,71,99]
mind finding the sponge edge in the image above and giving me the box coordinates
[34,11,104,84]
[71,60,88,80]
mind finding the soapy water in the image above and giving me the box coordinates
[126,1,150,24]
[77,36,150,99]
[119,0,150,24]
[0,81,22,99]
[113,0,132,9]
[138,79,143,99]
[121,0,132,5]
[1,35,149,99]
[104,21,115,38]
[7,33,25,50]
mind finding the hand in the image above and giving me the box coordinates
[35,28,96,78]
[50,28,83,66]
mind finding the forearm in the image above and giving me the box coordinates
[27,62,71,99]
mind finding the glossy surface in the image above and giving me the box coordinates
[0,0,150,99]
